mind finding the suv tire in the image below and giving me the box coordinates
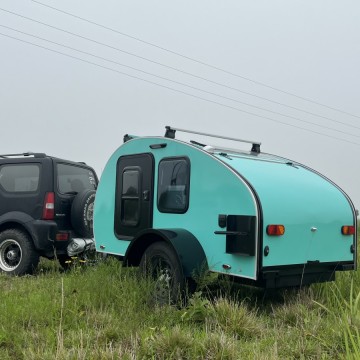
[71,190,96,237]
[0,229,40,275]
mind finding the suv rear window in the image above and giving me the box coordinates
[57,163,96,194]
[0,164,40,192]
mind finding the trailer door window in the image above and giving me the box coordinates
[120,169,140,226]
[158,157,190,213]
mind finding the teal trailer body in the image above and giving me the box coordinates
[94,129,357,288]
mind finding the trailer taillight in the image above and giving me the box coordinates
[267,225,285,236]
[42,192,55,220]
[341,226,355,235]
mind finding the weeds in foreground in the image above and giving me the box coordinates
[314,279,360,359]
[0,251,359,359]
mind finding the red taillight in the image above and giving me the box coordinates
[42,192,55,220]
[341,226,355,235]
[56,232,69,241]
[267,224,285,236]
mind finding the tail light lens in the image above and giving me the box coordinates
[267,224,285,236]
[56,232,69,241]
[341,226,355,235]
[42,192,55,220]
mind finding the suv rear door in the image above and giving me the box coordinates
[54,161,97,232]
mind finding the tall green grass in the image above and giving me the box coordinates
[313,262,360,358]
[0,237,358,359]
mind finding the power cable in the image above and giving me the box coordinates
[1,31,359,148]
[1,7,359,131]
[2,24,359,139]
[31,0,360,119]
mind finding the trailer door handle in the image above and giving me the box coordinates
[143,190,150,201]
[214,231,248,236]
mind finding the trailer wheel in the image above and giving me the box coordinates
[0,229,39,275]
[140,242,185,305]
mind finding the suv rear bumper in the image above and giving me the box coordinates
[30,220,70,257]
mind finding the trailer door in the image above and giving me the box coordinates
[114,153,154,239]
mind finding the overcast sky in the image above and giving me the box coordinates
[1,1,360,208]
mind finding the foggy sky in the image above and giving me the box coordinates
[1,0,360,208]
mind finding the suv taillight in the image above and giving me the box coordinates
[42,192,55,220]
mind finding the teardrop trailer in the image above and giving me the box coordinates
[93,126,357,298]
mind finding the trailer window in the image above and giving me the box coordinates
[157,158,190,213]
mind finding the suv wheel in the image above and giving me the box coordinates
[71,190,96,238]
[0,229,40,275]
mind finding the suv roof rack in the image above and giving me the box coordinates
[164,126,261,153]
[0,152,47,158]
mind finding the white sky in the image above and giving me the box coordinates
[1,0,360,208]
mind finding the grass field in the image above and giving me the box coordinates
[0,240,359,359]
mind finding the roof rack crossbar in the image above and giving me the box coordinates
[165,126,261,153]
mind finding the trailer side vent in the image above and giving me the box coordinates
[215,215,256,256]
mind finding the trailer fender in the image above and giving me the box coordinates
[124,228,208,278]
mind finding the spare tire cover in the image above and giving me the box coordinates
[71,190,96,237]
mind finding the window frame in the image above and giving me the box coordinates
[157,156,190,214]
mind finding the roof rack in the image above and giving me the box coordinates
[0,152,46,159]
[164,126,261,153]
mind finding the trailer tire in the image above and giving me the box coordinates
[71,190,96,237]
[0,229,39,275]
[140,242,185,305]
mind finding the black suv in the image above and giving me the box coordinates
[0,152,98,275]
